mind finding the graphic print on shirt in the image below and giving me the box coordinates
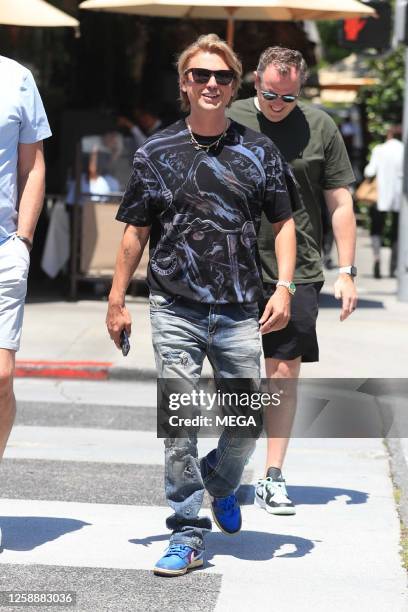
[117,120,295,303]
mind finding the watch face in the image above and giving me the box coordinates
[340,266,357,277]
[289,282,296,295]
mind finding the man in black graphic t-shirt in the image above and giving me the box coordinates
[106,34,297,577]
[117,119,294,303]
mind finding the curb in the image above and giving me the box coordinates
[15,360,157,381]
[386,438,408,529]
[108,366,157,381]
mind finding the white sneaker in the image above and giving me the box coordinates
[255,476,296,515]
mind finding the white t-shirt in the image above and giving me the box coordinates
[0,56,52,239]
[364,138,404,212]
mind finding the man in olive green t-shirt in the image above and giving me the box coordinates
[229,47,358,515]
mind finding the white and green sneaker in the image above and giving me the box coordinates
[255,468,296,515]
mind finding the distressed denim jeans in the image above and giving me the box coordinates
[150,293,261,551]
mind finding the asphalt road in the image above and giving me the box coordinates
[0,378,406,612]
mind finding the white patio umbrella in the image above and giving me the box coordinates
[79,0,376,46]
[0,0,79,28]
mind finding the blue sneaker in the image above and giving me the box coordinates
[153,544,204,576]
[211,494,242,535]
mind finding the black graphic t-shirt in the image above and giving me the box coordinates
[117,119,297,304]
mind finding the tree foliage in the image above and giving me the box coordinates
[358,47,405,145]
[317,21,350,65]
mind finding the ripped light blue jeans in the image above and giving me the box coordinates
[150,293,261,551]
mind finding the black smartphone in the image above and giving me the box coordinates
[120,329,130,356]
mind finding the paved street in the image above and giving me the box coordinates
[0,229,407,610]
[17,229,408,380]
[0,378,405,611]
[1,7,407,610]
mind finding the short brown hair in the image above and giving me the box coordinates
[387,124,402,140]
[177,33,242,112]
[257,47,309,85]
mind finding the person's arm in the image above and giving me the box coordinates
[259,217,296,334]
[106,224,150,348]
[130,125,148,148]
[16,141,46,248]
[117,116,147,148]
[88,145,99,180]
[324,187,358,321]
[364,146,378,178]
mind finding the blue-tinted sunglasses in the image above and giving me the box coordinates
[260,90,299,103]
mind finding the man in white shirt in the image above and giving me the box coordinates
[0,56,51,465]
[364,125,403,277]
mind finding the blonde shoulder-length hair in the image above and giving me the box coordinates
[177,33,242,112]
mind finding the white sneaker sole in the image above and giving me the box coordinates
[153,558,203,576]
[255,494,296,515]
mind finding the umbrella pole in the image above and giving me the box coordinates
[225,7,238,47]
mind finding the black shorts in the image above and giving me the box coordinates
[260,282,324,362]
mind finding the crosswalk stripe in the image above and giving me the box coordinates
[3,382,407,611]
[0,497,404,612]
[5,426,222,464]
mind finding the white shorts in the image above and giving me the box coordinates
[0,235,30,351]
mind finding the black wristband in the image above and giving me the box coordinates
[16,235,33,251]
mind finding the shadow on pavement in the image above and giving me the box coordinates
[237,484,368,506]
[288,485,368,505]
[0,516,91,551]
[130,531,315,561]
[205,530,315,560]
[319,293,384,309]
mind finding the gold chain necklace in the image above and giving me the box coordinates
[185,119,229,153]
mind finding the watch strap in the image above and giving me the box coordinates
[276,280,296,295]
[338,265,357,277]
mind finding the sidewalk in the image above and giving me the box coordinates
[19,228,408,379]
[17,227,408,536]
[10,228,408,609]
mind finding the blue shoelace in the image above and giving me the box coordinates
[164,544,190,558]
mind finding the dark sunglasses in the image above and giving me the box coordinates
[260,90,299,103]
[184,68,235,86]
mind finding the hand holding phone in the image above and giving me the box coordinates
[120,329,130,356]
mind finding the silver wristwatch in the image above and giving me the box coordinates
[276,280,296,295]
[338,265,357,277]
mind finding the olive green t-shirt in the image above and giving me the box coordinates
[228,98,355,283]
